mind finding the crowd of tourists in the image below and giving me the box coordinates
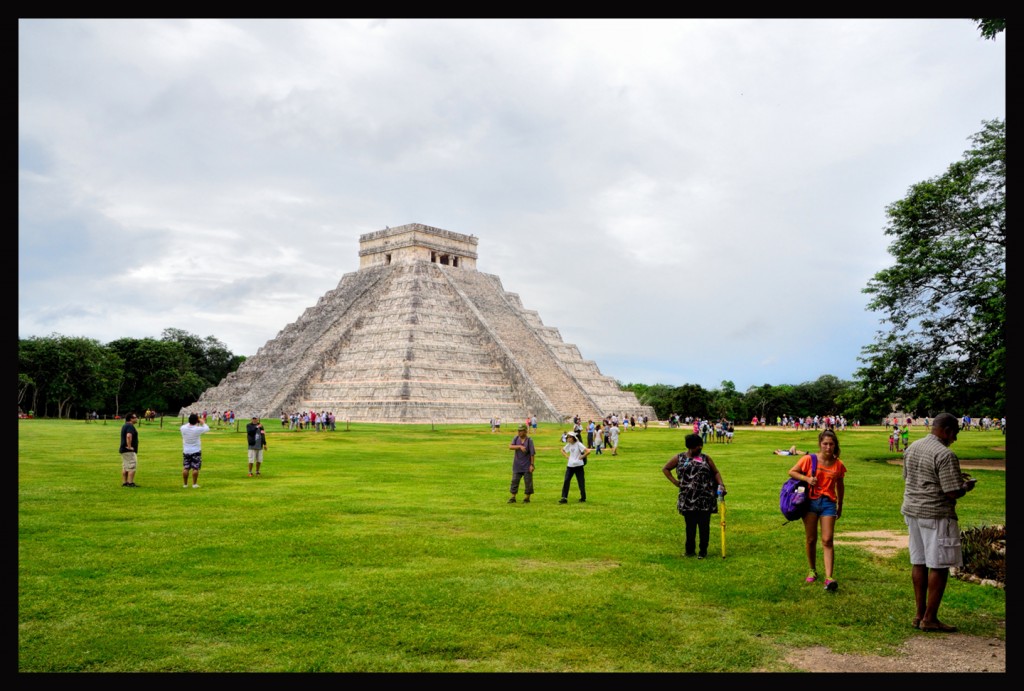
[282,410,337,431]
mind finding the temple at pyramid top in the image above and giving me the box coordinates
[359,223,478,270]
[183,223,655,424]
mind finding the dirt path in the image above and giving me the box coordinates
[785,633,1005,672]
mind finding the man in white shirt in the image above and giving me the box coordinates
[608,422,620,456]
[180,413,211,488]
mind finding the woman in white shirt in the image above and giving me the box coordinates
[558,432,590,504]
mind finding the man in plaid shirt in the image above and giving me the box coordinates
[901,412,977,632]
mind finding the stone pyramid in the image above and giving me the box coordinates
[184,223,656,423]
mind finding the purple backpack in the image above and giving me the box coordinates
[779,453,817,523]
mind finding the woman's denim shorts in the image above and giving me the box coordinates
[807,496,837,517]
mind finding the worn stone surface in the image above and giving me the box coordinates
[183,224,655,423]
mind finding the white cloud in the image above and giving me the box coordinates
[19,18,1005,390]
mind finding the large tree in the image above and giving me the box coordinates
[107,337,208,414]
[801,375,851,417]
[708,380,743,421]
[161,328,245,389]
[858,119,1005,415]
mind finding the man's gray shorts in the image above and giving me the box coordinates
[905,515,963,569]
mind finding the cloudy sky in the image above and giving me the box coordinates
[18,19,1005,392]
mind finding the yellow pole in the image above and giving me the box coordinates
[718,495,727,558]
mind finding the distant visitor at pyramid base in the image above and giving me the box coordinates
[182,223,655,424]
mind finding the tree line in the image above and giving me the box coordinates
[18,328,244,419]
[622,376,867,424]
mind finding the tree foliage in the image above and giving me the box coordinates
[161,328,245,387]
[18,329,244,418]
[859,119,1005,415]
[622,376,860,423]
[107,338,207,415]
[19,335,124,418]
[972,18,1006,40]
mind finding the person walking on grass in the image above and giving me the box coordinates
[119,412,140,487]
[559,431,590,503]
[901,412,976,632]
[788,429,846,591]
[608,422,620,456]
[507,423,536,503]
[662,433,726,559]
[181,412,210,488]
[246,416,267,477]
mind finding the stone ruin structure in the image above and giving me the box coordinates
[183,223,656,424]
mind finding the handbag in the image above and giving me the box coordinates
[779,453,817,524]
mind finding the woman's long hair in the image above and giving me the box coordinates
[818,429,840,458]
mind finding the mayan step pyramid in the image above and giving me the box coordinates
[184,223,656,423]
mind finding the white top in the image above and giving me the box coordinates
[563,440,587,467]
[180,423,210,453]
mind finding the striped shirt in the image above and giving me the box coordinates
[901,433,963,519]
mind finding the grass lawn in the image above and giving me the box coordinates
[18,418,1005,672]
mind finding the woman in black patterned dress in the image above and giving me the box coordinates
[662,433,727,559]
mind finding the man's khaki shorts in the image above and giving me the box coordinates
[121,451,137,471]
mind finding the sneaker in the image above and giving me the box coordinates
[805,571,818,583]
[248,472,253,477]
[558,498,568,504]
[192,484,200,488]
[122,482,129,487]
[824,578,838,592]
[255,472,260,476]
[183,484,188,488]
[523,496,530,503]
[128,483,137,487]
[697,554,706,560]
[578,498,586,503]
[507,497,516,503]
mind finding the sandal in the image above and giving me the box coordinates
[805,571,818,583]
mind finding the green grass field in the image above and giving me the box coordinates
[18,418,1005,671]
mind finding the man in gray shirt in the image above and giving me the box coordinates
[901,412,976,632]
[507,424,536,504]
